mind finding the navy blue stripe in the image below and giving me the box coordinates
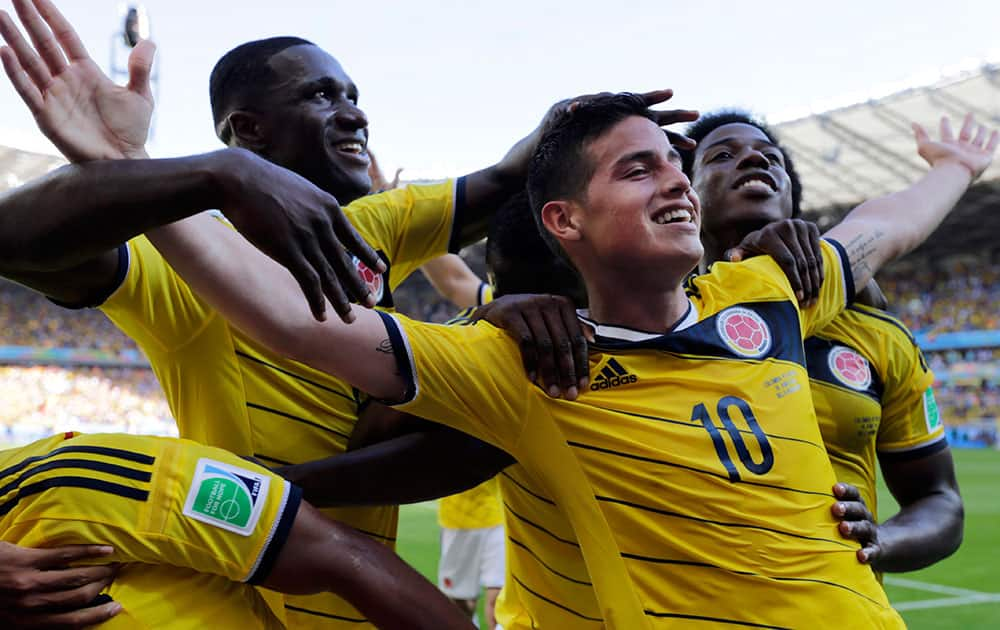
[504,502,580,547]
[643,610,790,628]
[245,402,350,439]
[595,495,853,548]
[510,574,603,622]
[0,476,148,517]
[284,605,367,623]
[0,459,151,497]
[568,441,832,498]
[0,445,154,481]
[878,438,948,463]
[446,176,468,254]
[234,351,355,402]
[47,244,130,309]
[501,470,556,505]
[377,311,416,405]
[824,237,855,304]
[622,553,887,608]
[248,484,303,584]
[507,537,592,586]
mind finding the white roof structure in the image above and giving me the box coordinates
[0,144,64,193]
[773,63,1000,260]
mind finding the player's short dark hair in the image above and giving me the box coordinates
[486,191,586,305]
[679,110,802,217]
[526,93,655,262]
[209,36,315,144]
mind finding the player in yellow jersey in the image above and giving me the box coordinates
[680,110,963,572]
[0,431,475,630]
[0,2,695,626]
[148,93,996,627]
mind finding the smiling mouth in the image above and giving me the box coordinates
[732,173,778,194]
[333,140,367,155]
[652,207,695,225]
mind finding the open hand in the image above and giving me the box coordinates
[913,113,998,182]
[0,0,154,161]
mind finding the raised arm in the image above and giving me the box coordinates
[421,254,485,309]
[826,115,997,290]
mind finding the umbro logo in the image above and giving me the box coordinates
[590,358,638,391]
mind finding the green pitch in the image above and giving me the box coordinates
[397,448,1000,629]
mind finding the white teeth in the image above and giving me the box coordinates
[654,208,692,224]
[738,178,773,191]
[336,142,364,154]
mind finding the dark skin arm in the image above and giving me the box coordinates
[832,447,963,572]
[279,403,514,508]
[0,148,383,320]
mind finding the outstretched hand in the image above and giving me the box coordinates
[913,113,998,182]
[0,0,154,161]
[496,89,699,179]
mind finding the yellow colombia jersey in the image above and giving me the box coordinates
[98,180,461,627]
[807,304,944,517]
[0,432,300,629]
[438,476,503,530]
[382,240,904,629]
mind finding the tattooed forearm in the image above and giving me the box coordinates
[376,338,393,354]
[845,228,885,289]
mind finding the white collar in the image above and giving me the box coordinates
[576,299,699,342]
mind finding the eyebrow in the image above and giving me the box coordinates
[702,136,779,152]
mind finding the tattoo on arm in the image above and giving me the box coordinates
[376,338,393,354]
[845,229,885,286]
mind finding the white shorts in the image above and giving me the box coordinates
[438,525,506,599]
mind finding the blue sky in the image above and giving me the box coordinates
[0,0,997,178]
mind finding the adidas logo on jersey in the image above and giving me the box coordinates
[590,358,637,390]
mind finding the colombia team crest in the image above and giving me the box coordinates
[716,307,772,358]
[827,345,872,390]
[353,255,384,303]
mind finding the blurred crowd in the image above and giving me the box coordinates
[879,260,1000,334]
[0,279,139,355]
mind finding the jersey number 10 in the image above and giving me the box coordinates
[692,396,774,481]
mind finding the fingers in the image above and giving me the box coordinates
[0,10,52,93]
[972,123,987,147]
[540,298,578,400]
[12,0,66,77]
[639,88,673,105]
[837,518,878,547]
[857,543,881,565]
[653,108,700,127]
[795,220,822,306]
[724,247,745,263]
[507,311,540,383]
[986,129,1000,154]
[665,129,697,151]
[330,204,386,274]
[831,500,872,524]
[18,572,114,607]
[287,253,336,323]
[34,545,114,571]
[779,222,811,305]
[520,306,560,397]
[557,298,589,391]
[126,39,156,102]
[911,122,930,146]
[303,234,351,321]
[939,116,954,143]
[0,44,43,113]
[20,599,122,629]
[957,112,974,143]
[33,0,88,61]
[832,481,863,502]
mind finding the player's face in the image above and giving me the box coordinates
[578,116,703,277]
[690,123,793,235]
[257,45,371,204]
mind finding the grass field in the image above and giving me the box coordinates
[397,448,1000,629]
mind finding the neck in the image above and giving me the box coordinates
[700,218,769,270]
[584,273,691,333]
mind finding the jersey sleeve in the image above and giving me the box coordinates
[377,311,529,453]
[99,233,217,354]
[344,179,462,290]
[877,326,946,460]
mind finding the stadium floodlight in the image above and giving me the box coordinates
[123,5,151,49]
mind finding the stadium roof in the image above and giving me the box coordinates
[0,144,64,194]
[773,63,1000,260]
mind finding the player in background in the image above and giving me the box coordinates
[146,95,996,627]
[422,254,493,309]
[0,1,695,625]
[0,431,475,630]
[681,111,963,572]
